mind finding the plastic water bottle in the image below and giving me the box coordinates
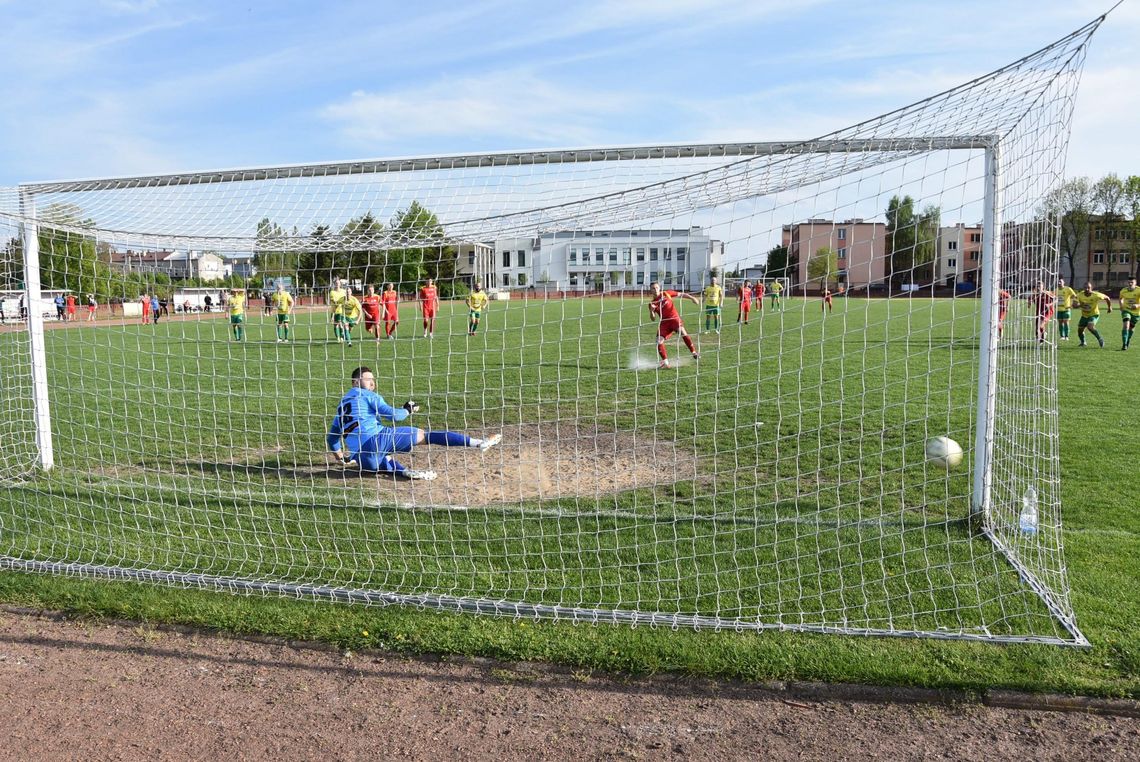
[1019,486,1039,535]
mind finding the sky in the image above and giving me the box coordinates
[0,0,1135,187]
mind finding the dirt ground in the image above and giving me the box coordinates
[1,609,1137,761]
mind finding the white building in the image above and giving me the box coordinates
[453,228,722,293]
[537,228,722,292]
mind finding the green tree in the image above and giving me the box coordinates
[764,245,789,280]
[339,212,386,286]
[1127,175,1140,279]
[37,203,106,297]
[387,201,457,292]
[886,196,940,287]
[1041,177,1093,284]
[253,218,300,282]
[299,223,334,288]
[807,246,838,286]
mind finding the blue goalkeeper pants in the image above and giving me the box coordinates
[349,427,472,473]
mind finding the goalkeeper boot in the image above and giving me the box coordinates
[405,469,438,481]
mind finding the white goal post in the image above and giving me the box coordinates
[0,16,1109,645]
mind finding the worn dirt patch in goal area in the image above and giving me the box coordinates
[326,422,702,509]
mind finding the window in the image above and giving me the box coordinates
[608,247,617,263]
[947,241,958,251]
[518,273,527,286]
[569,249,577,263]
[969,250,980,261]
[969,233,981,243]
[650,248,659,261]
[650,271,660,284]
[838,247,847,260]
[595,248,604,263]
[609,271,619,286]
[664,272,673,284]
[947,258,957,268]
[502,250,511,267]
[636,248,645,262]
[622,247,632,264]
[676,247,686,261]
[569,273,579,286]
[838,228,847,241]
[517,250,526,267]
[1093,252,1106,264]
[468,251,476,266]
[503,273,511,286]
[664,247,673,260]
[636,272,645,285]
[1095,229,1104,240]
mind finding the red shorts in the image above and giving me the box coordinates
[422,309,436,319]
[363,309,380,327]
[658,318,682,339]
[67,307,76,315]
[1038,309,1055,321]
[999,309,1008,322]
[740,301,751,310]
[384,309,398,321]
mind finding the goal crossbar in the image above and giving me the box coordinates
[19,136,999,195]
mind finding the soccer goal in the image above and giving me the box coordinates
[0,16,1107,645]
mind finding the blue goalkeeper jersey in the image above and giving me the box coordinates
[327,387,409,454]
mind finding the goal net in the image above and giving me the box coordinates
[0,17,1105,644]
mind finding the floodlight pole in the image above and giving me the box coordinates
[19,188,54,471]
[972,142,1001,526]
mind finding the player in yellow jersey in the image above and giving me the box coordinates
[228,288,246,341]
[328,277,348,342]
[1054,277,1078,341]
[1074,281,1112,348]
[770,279,783,310]
[702,276,724,334]
[271,282,294,343]
[342,289,363,346]
[1119,277,1140,350]
[467,283,489,336]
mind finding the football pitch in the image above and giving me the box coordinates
[0,296,1137,696]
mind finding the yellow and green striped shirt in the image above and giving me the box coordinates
[703,284,724,307]
[271,291,293,315]
[467,291,489,312]
[1075,290,1109,317]
[329,287,347,316]
[1055,286,1077,310]
[228,293,245,317]
[1120,287,1140,313]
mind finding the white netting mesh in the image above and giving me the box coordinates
[0,18,1103,643]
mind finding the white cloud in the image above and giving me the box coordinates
[321,71,638,148]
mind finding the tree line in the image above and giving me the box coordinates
[1042,174,1140,283]
[0,200,463,301]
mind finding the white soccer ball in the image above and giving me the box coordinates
[925,436,964,468]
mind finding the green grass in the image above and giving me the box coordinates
[0,296,1137,697]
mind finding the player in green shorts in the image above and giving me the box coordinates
[328,277,347,342]
[1074,282,1111,348]
[702,276,724,333]
[770,280,783,310]
[228,288,246,341]
[1119,277,1140,350]
[342,289,363,346]
[1054,278,1077,340]
[271,281,294,343]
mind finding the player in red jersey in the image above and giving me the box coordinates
[737,280,753,324]
[998,288,1012,337]
[419,278,439,338]
[1027,280,1056,345]
[381,282,400,339]
[140,293,151,324]
[648,281,700,369]
[361,284,382,341]
[65,293,77,321]
[822,287,833,313]
[753,280,766,313]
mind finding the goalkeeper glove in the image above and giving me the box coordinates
[405,469,437,481]
[403,400,420,414]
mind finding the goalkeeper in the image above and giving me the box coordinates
[327,366,501,480]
